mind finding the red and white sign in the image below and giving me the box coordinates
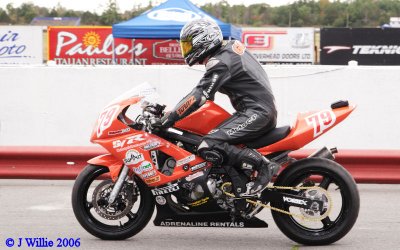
[242,28,315,64]
[48,26,184,65]
[153,39,182,60]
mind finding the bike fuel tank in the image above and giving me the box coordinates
[174,101,231,136]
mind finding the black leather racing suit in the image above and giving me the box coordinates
[162,40,277,175]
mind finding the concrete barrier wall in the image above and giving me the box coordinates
[0,65,399,149]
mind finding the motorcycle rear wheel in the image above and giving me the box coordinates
[72,164,155,240]
[271,158,360,245]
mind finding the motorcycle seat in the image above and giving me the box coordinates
[245,126,291,149]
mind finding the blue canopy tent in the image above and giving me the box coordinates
[112,0,241,40]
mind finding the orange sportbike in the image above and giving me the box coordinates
[72,83,359,245]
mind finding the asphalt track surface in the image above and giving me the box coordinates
[0,180,399,250]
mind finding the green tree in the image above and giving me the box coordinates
[81,11,100,25]
[2,0,400,28]
[0,8,11,24]
[6,3,18,24]
[100,0,122,25]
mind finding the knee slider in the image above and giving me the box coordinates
[198,140,224,165]
[201,150,224,165]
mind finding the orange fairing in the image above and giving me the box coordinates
[87,154,123,182]
[175,101,231,135]
[90,96,142,142]
[258,105,356,155]
[90,130,210,187]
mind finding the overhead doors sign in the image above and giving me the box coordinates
[0,26,43,64]
[241,28,315,64]
[321,28,400,65]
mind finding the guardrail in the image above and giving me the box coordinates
[0,146,399,183]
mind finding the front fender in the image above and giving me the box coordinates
[87,154,124,182]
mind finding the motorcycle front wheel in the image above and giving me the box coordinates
[271,158,360,245]
[72,164,155,240]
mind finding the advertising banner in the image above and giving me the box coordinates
[48,26,184,65]
[0,26,43,64]
[241,28,315,64]
[320,28,400,65]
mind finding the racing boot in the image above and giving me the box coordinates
[241,157,280,197]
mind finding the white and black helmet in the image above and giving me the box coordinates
[180,18,223,66]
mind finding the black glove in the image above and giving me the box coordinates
[160,111,175,128]
[151,111,175,129]
[144,104,165,116]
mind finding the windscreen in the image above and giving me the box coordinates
[106,82,160,108]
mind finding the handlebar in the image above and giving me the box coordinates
[134,103,166,132]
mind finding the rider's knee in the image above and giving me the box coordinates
[198,139,225,165]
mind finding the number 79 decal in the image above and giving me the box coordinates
[96,105,119,137]
[306,110,336,138]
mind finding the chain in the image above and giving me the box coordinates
[221,182,333,222]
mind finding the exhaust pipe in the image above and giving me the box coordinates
[308,146,338,160]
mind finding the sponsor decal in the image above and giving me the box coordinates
[203,90,210,99]
[207,129,219,134]
[113,134,146,149]
[159,221,245,227]
[227,114,258,136]
[306,110,336,138]
[167,128,183,135]
[352,45,400,55]
[96,105,119,137]
[176,96,196,116]
[190,162,208,172]
[150,151,159,169]
[176,155,195,167]
[124,150,144,165]
[108,128,130,136]
[151,183,179,195]
[147,8,202,22]
[0,26,43,64]
[232,40,246,55]
[283,196,308,206]
[115,143,147,153]
[49,28,147,65]
[48,27,188,65]
[134,161,153,174]
[142,170,156,179]
[321,29,400,65]
[155,195,167,205]
[323,46,351,54]
[241,28,314,64]
[203,74,218,96]
[291,32,311,48]
[142,140,161,151]
[145,176,161,184]
[185,171,204,181]
[188,197,209,207]
[153,39,183,60]
[242,31,286,49]
[323,45,400,55]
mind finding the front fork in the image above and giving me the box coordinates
[108,165,130,204]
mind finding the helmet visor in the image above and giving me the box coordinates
[180,40,192,57]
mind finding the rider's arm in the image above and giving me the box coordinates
[161,59,231,127]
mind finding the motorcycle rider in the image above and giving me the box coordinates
[159,18,279,196]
